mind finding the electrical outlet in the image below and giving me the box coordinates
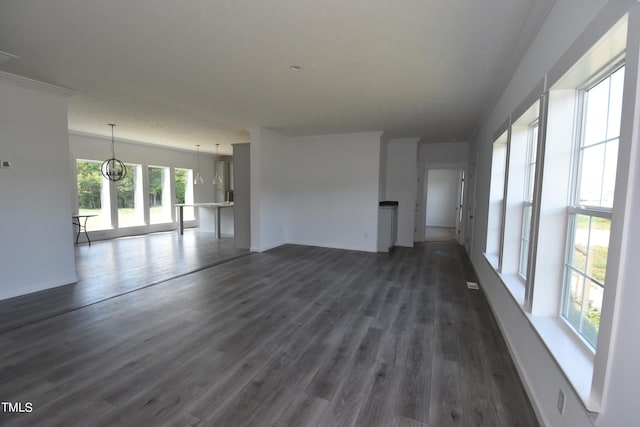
[0,159,11,168]
[557,388,565,415]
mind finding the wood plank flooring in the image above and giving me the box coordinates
[0,241,538,427]
[0,230,249,333]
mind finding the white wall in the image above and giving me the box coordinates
[286,132,382,252]
[419,141,470,167]
[69,132,216,239]
[249,128,288,252]
[0,73,77,300]
[379,135,389,201]
[469,0,640,425]
[233,143,251,249]
[385,138,418,247]
[425,169,459,227]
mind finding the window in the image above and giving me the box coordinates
[481,16,629,410]
[458,170,465,226]
[561,66,625,348]
[486,130,508,268]
[76,159,111,231]
[149,166,172,224]
[519,121,538,278]
[116,164,144,228]
[175,168,195,221]
[489,99,540,285]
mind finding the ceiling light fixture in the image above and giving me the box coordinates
[289,65,302,71]
[194,144,204,185]
[101,124,127,182]
[213,144,223,186]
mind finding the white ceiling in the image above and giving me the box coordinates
[0,0,555,155]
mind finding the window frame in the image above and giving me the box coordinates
[148,165,173,225]
[519,119,539,279]
[75,158,113,231]
[560,63,625,349]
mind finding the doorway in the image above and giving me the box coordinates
[424,169,464,243]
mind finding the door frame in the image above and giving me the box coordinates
[418,164,468,244]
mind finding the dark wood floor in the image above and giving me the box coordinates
[0,230,248,333]
[0,240,538,427]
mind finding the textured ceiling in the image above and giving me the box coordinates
[0,0,554,154]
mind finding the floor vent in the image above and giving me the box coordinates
[466,281,479,290]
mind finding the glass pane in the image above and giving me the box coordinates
[579,144,605,206]
[117,164,144,228]
[76,160,111,231]
[565,270,585,328]
[520,204,532,277]
[606,67,625,140]
[530,125,538,163]
[175,169,195,221]
[521,205,532,239]
[583,78,609,147]
[586,217,610,283]
[571,215,589,272]
[519,239,529,278]
[487,139,507,257]
[526,122,539,201]
[601,139,618,208]
[581,278,603,347]
[526,162,536,201]
[149,167,172,224]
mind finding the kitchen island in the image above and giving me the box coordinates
[175,202,234,238]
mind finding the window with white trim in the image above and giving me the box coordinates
[116,163,145,228]
[519,121,538,279]
[561,65,625,348]
[175,168,195,221]
[486,130,508,269]
[76,159,112,231]
[149,166,172,224]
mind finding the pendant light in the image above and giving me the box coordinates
[213,144,223,186]
[101,124,127,181]
[194,145,204,185]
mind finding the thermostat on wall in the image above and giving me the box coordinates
[0,160,12,168]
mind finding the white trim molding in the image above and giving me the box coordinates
[0,71,75,97]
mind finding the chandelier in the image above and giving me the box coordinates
[101,124,127,181]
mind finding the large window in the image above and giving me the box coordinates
[175,168,195,221]
[519,121,538,278]
[486,130,508,268]
[149,166,172,224]
[76,161,198,231]
[76,159,111,231]
[562,66,625,348]
[487,99,540,286]
[116,164,144,228]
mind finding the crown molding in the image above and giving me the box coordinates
[68,129,216,156]
[0,71,75,97]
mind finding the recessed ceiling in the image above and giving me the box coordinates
[0,0,555,154]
